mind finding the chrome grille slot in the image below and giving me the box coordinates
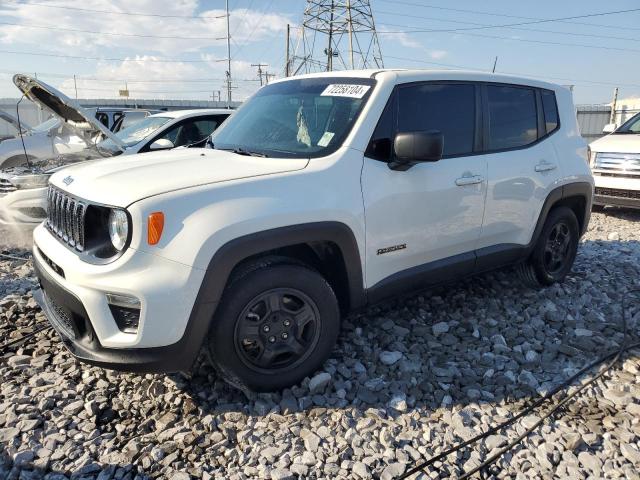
[593,152,640,177]
[46,186,87,252]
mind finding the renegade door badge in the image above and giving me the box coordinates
[377,244,407,255]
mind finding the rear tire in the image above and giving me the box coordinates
[206,260,340,392]
[518,206,579,287]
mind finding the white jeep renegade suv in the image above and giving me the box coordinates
[32,70,593,391]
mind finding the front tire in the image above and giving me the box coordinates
[518,206,579,287]
[206,260,340,392]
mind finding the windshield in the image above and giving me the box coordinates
[615,112,640,134]
[98,116,171,153]
[210,77,375,158]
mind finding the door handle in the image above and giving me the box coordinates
[455,175,484,186]
[534,162,557,172]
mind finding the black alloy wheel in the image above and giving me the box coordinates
[234,288,321,373]
[542,221,572,275]
[206,258,340,392]
[518,206,580,287]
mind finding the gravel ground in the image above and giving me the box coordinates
[1,208,640,480]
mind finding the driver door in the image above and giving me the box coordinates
[362,82,488,297]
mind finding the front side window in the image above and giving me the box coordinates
[210,77,375,158]
[397,83,476,157]
[615,112,640,134]
[156,117,223,147]
[487,85,538,150]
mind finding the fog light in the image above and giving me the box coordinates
[106,293,140,334]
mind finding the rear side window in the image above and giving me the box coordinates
[487,85,537,150]
[541,90,559,134]
[398,83,476,156]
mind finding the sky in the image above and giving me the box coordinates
[0,0,639,105]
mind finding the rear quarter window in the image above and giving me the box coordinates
[541,90,559,134]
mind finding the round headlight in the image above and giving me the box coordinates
[108,209,129,251]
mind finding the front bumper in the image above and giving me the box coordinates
[594,187,640,209]
[33,264,182,372]
[32,224,213,373]
[592,174,640,209]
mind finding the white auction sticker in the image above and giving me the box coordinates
[317,131,335,147]
[321,84,371,98]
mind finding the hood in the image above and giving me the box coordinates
[13,74,125,152]
[0,110,31,135]
[590,132,640,153]
[49,148,309,207]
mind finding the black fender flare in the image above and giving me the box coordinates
[530,181,593,246]
[174,222,365,371]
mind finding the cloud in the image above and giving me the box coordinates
[377,28,422,50]
[0,1,288,99]
[429,50,447,60]
[53,56,263,101]
[377,26,448,61]
[0,1,290,55]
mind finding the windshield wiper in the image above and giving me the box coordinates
[226,147,269,157]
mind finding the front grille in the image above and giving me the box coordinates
[46,186,87,251]
[595,187,640,200]
[593,152,640,177]
[0,178,17,196]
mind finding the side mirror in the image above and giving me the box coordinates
[602,123,617,134]
[390,131,444,171]
[149,138,175,150]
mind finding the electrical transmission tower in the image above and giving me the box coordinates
[289,0,384,76]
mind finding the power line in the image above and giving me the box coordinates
[375,0,640,31]
[376,11,640,43]
[384,54,640,89]
[0,49,227,63]
[0,70,261,83]
[0,21,228,41]
[377,7,640,35]
[2,1,227,20]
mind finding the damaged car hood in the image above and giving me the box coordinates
[49,148,309,207]
[13,74,125,152]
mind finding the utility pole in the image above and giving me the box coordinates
[347,0,354,69]
[73,74,78,100]
[265,72,276,85]
[492,56,498,73]
[252,63,268,86]
[225,0,232,106]
[285,24,291,77]
[326,0,335,71]
[610,87,619,124]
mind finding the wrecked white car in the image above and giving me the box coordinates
[0,111,88,169]
[0,74,231,228]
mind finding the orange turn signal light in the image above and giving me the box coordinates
[147,212,165,245]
